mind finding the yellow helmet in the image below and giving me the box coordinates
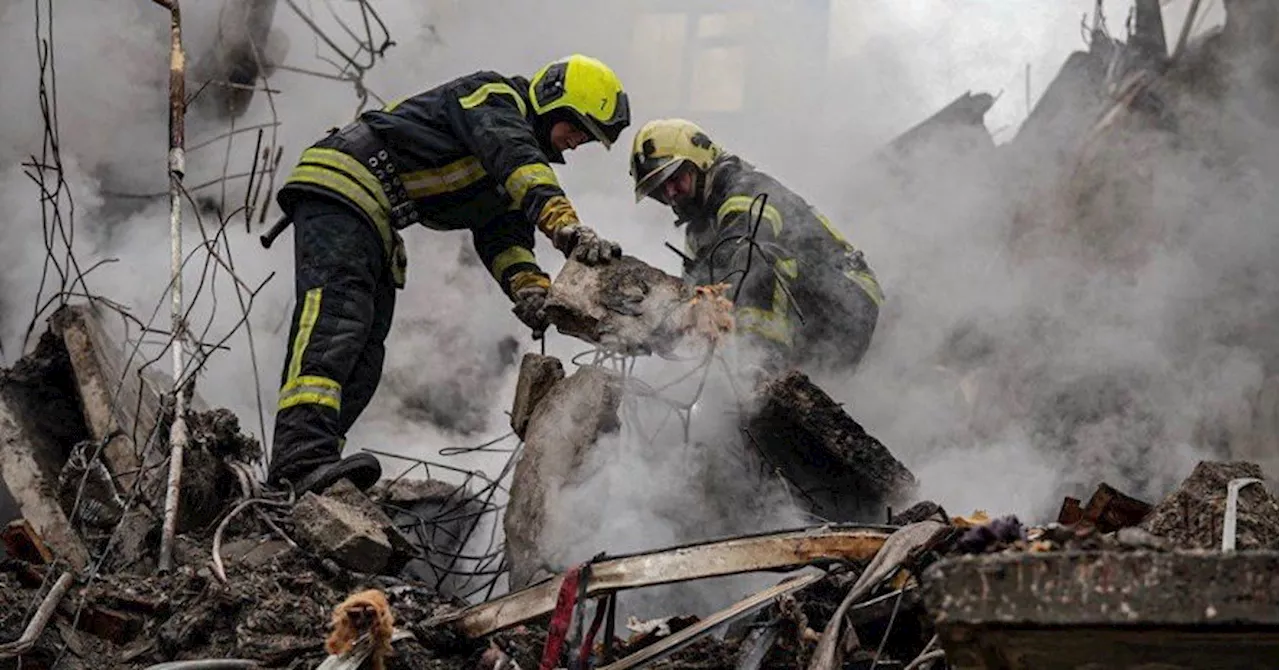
[629,118,722,203]
[529,54,630,149]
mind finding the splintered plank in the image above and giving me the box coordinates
[598,572,825,670]
[426,524,892,638]
[0,394,90,569]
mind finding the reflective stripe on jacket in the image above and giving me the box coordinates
[277,71,577,293]
[681,155,885,353]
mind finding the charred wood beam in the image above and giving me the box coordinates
[425,524,894,638]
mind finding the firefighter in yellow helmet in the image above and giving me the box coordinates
[631,118,883,374]
[262,55,629,494]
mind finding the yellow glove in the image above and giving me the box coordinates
[509,270,551,338]
[537,196,622,264]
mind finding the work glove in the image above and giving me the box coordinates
[509,271,551,339]
[551,222,622,266]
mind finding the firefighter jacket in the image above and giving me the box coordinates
[276,70,582,294]
[680,155,885,365]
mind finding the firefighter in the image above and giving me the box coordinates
[264,54,630,494]
[629,118,883,376]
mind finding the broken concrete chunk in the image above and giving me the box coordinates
[509,353,565,439]
[372,477,460,504]
[1139,460,1279,550]
[545,256,693,355]
[745,371,917,522]
[321,479,419,568]
[49,304,221,534]
[50,305,176,502]
[503,364,622,589]
[291,490,392,573]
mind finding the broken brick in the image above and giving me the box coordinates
[1077,483,1152,533]
[74,603,145,643]
[3,518,54,565]
[1057,496,1084,525]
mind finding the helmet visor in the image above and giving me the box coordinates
[633,157,685,204]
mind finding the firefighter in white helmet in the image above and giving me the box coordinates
[630,118,883,374]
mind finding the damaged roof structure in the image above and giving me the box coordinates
[1,0,1277,669]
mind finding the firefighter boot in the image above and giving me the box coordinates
[291,452,382,495]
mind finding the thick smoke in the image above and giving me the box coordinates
[816,1,1277,522]
[0,0,1274,619]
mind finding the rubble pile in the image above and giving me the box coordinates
[0,542,451,668]
[2,1,1277,669]
[1139,460,1278,550]
[0,303,1277,669]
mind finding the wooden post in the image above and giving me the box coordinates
[152,0,188,574]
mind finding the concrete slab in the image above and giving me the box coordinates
[922,550,1279,669]
[291,491,392,573]
[503,364,622,589]
[49,304,207,504]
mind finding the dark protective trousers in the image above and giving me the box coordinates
[267,196,397,485]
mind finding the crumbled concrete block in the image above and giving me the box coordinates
[291,491,392,573]
[503,365,622,589]
[322,479,420,569]
[510,353,565,439]
[745,370,917,522]
[545,256,693,355]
